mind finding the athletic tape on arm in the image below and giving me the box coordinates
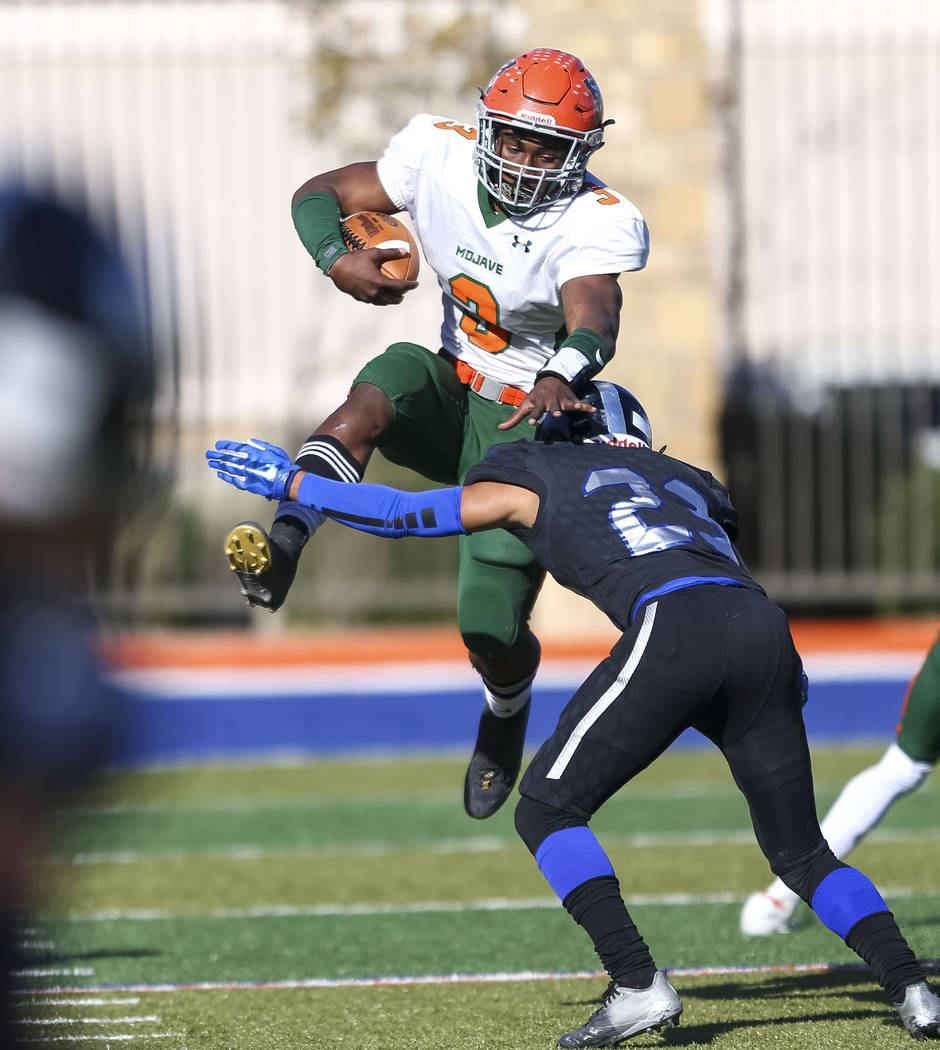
[535,327,613,387]
[295,473,467,537]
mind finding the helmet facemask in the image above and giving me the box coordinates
[474,112,603,215]
[473,49,608,216]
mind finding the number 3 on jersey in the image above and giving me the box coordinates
[449,274,511,354]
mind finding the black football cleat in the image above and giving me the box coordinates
[223,521,298,613]
[463,700,530,820]
[558,972,682,1048]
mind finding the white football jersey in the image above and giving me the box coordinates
[376,114,649,390]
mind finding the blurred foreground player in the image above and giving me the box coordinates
[0,182,154,1041]
[742,630,939,937]
[208,383,940,1044]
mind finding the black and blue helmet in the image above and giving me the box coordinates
[534,380,652,448]
[0,181,154,520]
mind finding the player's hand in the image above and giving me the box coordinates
[206,439,298,501]
[328,249,419,305]
[497,375,597,430]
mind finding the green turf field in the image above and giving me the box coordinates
[12,746,939,1048]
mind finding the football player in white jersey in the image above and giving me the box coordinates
[222,48,650,820]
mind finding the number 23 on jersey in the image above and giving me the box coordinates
[585,466,737,561]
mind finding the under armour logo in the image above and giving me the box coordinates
[512,235,532,252]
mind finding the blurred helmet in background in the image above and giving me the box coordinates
[0,182,154,523]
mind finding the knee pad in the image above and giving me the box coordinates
[458,576,537,658]
[459,587,527,658]
[774,840,844,903]
[461,629,515,663]
[514,795,583,855]
[457,527,542,659]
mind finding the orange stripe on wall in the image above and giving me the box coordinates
[98,618,939,671]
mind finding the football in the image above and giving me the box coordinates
[340,211,419,281]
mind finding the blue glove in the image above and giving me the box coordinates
[206,439,298,501]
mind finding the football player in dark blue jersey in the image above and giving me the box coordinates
[207,382,940,1045]
[0,181,155,1046]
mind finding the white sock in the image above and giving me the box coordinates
[819,742,932,857]
[762,879,800,913]
[481,668,537,718]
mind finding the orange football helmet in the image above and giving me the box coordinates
[474,48,608,215]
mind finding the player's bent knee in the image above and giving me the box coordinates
[339,383,394,440]
[774,841,844,903]
[353,341,434,399]
[461,630,517,662]
[459,580,530,657]
[372,341,432,383]
[514,795,583,854]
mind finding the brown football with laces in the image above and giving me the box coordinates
[340,211,419,281]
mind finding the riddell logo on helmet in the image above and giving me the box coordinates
[517,110,556,127]
[587,434,649,449]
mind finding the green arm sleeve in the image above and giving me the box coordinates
[291,190,350,275]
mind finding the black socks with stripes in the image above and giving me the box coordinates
[480,665,538,718]
[296,435,364,486]
[271,435,364,552]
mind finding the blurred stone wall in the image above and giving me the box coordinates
[528,2,721,470]
[519,2,723,639]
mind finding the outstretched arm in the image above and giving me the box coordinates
[206,439,538,537]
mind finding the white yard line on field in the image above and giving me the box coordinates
[16,998,141,1006]
[19,1035,183,1043]
[17,958,940,997]
[53,885,932,923]
[52,835,510,865]
[15,1016,160,1025]
[11,969,94,978]
[69,783,767,814]
[48,826,940,866]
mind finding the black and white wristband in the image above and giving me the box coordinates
[535,327,613,390]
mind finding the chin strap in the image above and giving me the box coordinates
[295,472,467,538]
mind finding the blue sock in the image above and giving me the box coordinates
[535,826,615,902]
[811,867,889,938]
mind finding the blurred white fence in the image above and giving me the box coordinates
[1,0,938,618]
[0,0,523,624]
[0,0,518,435]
